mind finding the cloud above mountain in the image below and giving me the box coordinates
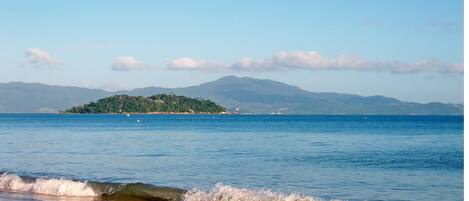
[168,57,227,72]
[111,56,144,71]
[167,51,463,74]
[25,48,61,67]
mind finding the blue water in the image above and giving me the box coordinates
[0,114,463,200]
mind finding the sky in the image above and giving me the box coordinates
[0,0,463,103]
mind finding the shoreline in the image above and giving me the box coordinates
[59,112,232,115]
[0,113,464,116]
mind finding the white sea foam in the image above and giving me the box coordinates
[183,184,331,201]
[0,173,97,196]
[0,173,334,201]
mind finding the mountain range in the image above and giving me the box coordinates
[0,76,463,114]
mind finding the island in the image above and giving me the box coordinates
[64,94,227,114]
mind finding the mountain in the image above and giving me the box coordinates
[0,82,110,113]
[0,76,463,114]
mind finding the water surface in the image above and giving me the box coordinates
[0,114,463,200]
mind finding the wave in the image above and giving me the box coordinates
[0,173,329,201]
[184,184,325,201]
[0,173,96,196]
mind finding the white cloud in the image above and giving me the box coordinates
[232,51,463,74]
[169,51,463,74]
[370,59,463,74]
[168,57,227,71]
[231,51,348,71]
[25,48,61,67]
[111,56,144,71]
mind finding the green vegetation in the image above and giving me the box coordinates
[65,94,226,114]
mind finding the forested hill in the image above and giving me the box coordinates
[64,94,226,114]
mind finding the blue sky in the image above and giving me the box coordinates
[0,0,463,103]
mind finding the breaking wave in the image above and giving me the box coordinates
[0,173,332,201]
[184,184,325,201]
[0,173,96,196]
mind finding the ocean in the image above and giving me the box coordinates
[0,114,463,201]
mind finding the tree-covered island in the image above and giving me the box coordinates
[64,94,227,114]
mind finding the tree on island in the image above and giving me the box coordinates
[65,94,226,114]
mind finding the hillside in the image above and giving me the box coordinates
[119,76,463,115]
[0,76,463,114]
[65,94,226,114]
[0,82,110,113]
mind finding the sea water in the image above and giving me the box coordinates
[0,114,463,201]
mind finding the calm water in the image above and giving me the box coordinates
[0,114,463,201]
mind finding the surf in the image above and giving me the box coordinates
[184,184,324,201]
[0,173,97,197]
[0,173,326,201]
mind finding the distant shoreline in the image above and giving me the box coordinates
[3,113,462,116]
[59,111,231,115]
